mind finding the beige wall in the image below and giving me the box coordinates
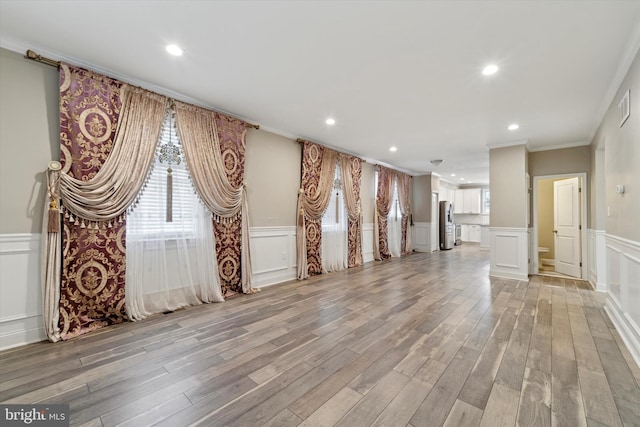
[591,49,640,242]
[490,144,528,228]
[245,129,300,227]
[537,179,555,259]
[411,174,432,223]
[528,146,591,179]
[0,48,59,234]
[361,162,375,224]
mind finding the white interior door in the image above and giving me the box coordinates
[554,177,581,278]
[431,192,438,251]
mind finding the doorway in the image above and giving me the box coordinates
[532,173,587,279]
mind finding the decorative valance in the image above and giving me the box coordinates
[42,62,255,342]
[296,141,364,279]
[175,101,253,295]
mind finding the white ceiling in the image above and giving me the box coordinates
[1,1,639,184]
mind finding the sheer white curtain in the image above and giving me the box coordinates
[322,165,348,272]
[125,115,223,321]
[388,177,402,257]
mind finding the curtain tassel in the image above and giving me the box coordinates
[48,197,60,233]
[80,219,86,229]
[166,167,173,222]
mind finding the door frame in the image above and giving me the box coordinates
[532,172,587,279]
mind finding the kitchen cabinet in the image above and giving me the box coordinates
[480,225,489,248]
[469,225,481,242]
[460,224,470,241]
[460,224,481,242]
[454,188,481,214]
[454,190,464,214]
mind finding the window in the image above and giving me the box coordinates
[482,189,491,214]
[127,113,199,239]
[321,164,348,272]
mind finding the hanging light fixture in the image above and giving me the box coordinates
[158,109,182,222]
[333,165,342,223]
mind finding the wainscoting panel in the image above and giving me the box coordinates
[594,230,607,292]
[0,233,46,350]
[412,222,432,253]
[362,223,374,263]
[249,226,297,288]
[489,227,529,281]
[603,234,640,367]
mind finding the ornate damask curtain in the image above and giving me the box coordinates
[174,101,253,296]
[374,166,395,261]
[44,63,167,341]
[397,172,412,254]
[339,154,363,267]
[296,142,338,279]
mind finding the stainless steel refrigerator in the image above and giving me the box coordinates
[439,201,454,250]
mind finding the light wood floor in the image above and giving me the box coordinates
[2,245,640,426]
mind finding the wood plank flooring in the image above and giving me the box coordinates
[1,245,639,426]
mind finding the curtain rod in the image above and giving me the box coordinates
[25,49,59,67]
[24,49,260,130]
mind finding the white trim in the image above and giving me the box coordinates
[605,298,640,369]
[594,229,608,292]
[0,233,46,350]
[532,173,588,280]
[485,139,530,151]
[250,226,297,288]
[411,222,432,253]
[362,223,375,263]
[601,233,640,368]
[489,227,530,281]
[527,140,591,152]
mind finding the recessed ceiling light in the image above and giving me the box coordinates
[508,123,519,131]
[460,177,465,180]
[166,44,183,56]
[325,118,336,125]
[482,64,498,76]
[390,146,398,152]
[451,173,456,177]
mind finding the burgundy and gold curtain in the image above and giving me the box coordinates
[397,172,412,255]
[55,64,167,340]
[175,102,252,297]
[374,167,412,260]
[339,154,363,267]
[214,115,250,296]
[374,166,395,260]
[296,142,338,279]
[59,65,126,339]
[43,63,255,342]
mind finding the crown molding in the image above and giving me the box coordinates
[485,139,530,151]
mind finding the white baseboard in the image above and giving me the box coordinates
[489,227,529,281]
[0,234,46,350]
[605,297,640,369]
